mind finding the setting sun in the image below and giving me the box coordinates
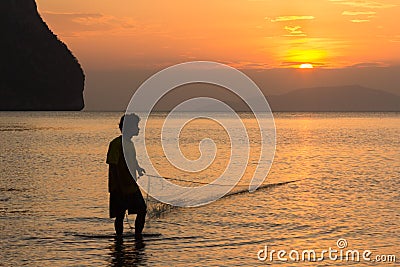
[299,63,314,69]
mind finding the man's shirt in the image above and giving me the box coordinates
[106,135,139,194]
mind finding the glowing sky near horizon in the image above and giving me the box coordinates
[36,0,400,70]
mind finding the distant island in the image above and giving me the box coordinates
[138,84,400,112]
[0,0,85,111]
[142,84,400,112]
[268,85,400,112]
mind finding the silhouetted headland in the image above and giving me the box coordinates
[0,0,85,111]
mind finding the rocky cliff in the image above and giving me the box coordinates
[0,0,85,110]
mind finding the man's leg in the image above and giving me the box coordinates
[131,190,147,239]
[114,210,125,236]
[135,209,146,236]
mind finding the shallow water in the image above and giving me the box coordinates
[1,112,399,266]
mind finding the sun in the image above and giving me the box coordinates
[299,63,314,69]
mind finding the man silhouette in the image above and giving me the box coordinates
[106,114,146,239]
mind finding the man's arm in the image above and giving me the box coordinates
[135,159,146,177]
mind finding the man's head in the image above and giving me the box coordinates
[119,113,140,138]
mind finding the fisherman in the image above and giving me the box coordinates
[106,113,146,239]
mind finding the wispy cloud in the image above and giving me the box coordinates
[342,11,377,15]
[284,26,306,37]
[350,19,370,22]
[340,8,379,23]
[43,11,103,18]
[329,0,397,9]
[390,35,400,43]
[41,11,137,37]
[226,61,271,69]
[266,16,315,22]
[350,62,388,67]
[374,34,400,43]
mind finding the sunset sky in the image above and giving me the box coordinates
[36,0,400,70]
[34,0,400,110]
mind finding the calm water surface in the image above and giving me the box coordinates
[1,112,399,266]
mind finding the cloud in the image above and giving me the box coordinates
[266,16,315,22]
[41,11,136,37]
[390,35,400,43]
[226,61,271,69]
[350,19,370,22]
[340,9,379,23]
[329,0,397,9]
[285,26,302,33]
[349,62,388,67]
[342,11,377,15]
[284,26,307,37]
[42,11,103,18]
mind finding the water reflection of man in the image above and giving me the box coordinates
[110,238,146,266]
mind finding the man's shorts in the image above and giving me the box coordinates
[109,190,147,218]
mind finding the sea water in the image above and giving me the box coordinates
[1,112,399,266]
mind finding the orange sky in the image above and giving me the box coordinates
[36,0,400,70]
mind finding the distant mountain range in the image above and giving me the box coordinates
[149,84,400,112]
[268,85,400,112]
